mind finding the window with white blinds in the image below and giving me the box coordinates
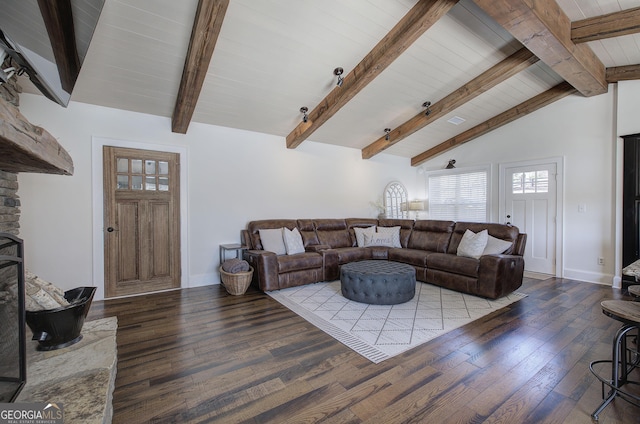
[428,168,488,222]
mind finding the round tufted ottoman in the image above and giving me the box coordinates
[340,260,416,305]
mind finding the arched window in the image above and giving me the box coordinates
[383,182,408,219]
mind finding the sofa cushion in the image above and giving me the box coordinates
[483,235,513,255]
[407,220,455,252]
[259,228,286,255]
[318,230,352,248]
[333,247,374,264]
[378,219,414,247]
[364,232,395,247]
[354,226,376,247]
[248,220,297,250]
[457,229,488,259]
[346,218,379,246]
[427,252,479,278]
[283,227,305,255]
[448,222,519,255]
[277,252,323,273]
[388,248,429,267]
[314,219,352,248]
[376,226,401,248]
[296,219,319,247]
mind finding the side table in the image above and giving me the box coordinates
[219,243,248,265]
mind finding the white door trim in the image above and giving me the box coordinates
[91,136,189,301]
[499,157,564,278]
[614,136,623,289]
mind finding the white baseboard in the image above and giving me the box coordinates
[562,268,616,286]
[188,273,220,288]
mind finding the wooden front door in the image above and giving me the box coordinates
[103,146,181,298]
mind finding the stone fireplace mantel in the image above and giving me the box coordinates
[0,96,74,175]
[0,76,73,176]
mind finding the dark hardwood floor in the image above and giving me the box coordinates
[87,277,640,423]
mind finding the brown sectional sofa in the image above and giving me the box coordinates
[241,218,526,299]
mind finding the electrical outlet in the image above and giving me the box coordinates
[598,257,605,266]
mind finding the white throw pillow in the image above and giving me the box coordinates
[363,232,395,247]
[283,227,305,255]
[354,226,376,247]
[376,226,402,248]
[457,229,489,259]
[259,228,286,255]
[482,235,513,255]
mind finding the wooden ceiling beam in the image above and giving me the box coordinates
[285,0,459,149]
[607,64,640,82]
[37,0,80,93]
[172,0,229,134]
[472,0,607,97]
[361,47,538,159]
[572,7,640,43]
[411,82,576,166]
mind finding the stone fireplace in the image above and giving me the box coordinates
[0,170,19,235]
[0,80,25,403]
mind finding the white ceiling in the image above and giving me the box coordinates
[18,0,640,161]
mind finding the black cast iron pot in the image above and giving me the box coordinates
[25,286,97,351]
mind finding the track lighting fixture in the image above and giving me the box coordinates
[300,106,308,123]
[422,101,432,116]
[446,159,456,169]
[384,128,391,141]
[334,67,344,87]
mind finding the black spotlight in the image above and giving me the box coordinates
[334,67,344,87]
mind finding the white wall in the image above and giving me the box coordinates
[618,81,640,136]
[17,94,420,300]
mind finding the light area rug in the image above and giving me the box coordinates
[267,280,527,363]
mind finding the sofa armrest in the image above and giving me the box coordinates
[243,249,279,291]
[512,233,527,256]
[321,249,339,281]
[477,254,525,299]
[241,229,252,249]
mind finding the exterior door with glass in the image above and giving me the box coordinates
[103,146,181,298]
[503,162,558,275]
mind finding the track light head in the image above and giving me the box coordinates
[422,101,432,116]
[300,106,308,123]
[334,67,344,87]
[384,128,391,141]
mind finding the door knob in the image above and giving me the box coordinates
[107,227,115,232]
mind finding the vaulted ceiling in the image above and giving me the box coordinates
[18,0,640,166]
